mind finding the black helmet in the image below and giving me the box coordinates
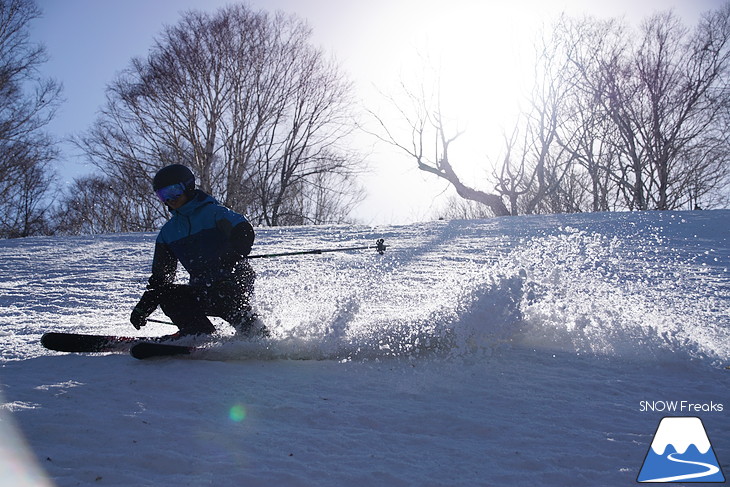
[153,164,195,192]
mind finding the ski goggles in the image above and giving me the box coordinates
[155,182,188,203]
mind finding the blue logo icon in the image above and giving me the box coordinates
[638,417,725,483]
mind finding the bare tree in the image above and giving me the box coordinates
[434,194,496,220]
[53,175,159,235]
[76,5,361,229]
[275,168,365,225]
[0,0,61,237]
[494,127,529,215]
[372,5,730,219]
[494,25,580,215]
[564,9,730,211]
[367,80,510,217]
[368,25,577,218]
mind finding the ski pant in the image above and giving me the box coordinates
[157,280,254,335]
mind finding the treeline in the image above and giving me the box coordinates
[0,1,363,237]
[500,11,730,215]
[2,1,730,238]
[0,0,61,237]
[373,8,730,217]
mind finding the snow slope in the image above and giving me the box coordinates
[0,210,728,486]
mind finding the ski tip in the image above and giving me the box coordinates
[40,332,55,347]
[40,332,61,351]
[40,332,108,353]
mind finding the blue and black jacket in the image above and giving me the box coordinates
[148,191,255,289]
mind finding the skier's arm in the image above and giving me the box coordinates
[148,242,177,289]
[230,220,255,258]
[131,242,177,330]
[216,212,255,260]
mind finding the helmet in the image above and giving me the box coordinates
[153,164,195,192]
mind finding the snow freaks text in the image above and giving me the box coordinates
[639,401,724,413]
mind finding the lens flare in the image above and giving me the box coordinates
[229,404,246,422]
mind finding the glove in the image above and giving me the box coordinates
[130,290,160,330]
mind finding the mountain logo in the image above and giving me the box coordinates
[637,416,725,483]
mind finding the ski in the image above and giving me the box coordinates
[40,332,183,353]
[41,332,154,353]
[129,342,196,360]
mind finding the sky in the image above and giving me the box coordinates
[30,0,727,225]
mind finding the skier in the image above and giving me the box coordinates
[130,164,265,338]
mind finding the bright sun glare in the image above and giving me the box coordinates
[416,4,534,123]
[365,0,548,188]
[348,0,585,222]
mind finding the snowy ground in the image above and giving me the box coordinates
[0,210,728,486]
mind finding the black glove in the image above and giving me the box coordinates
[130,290,160,330]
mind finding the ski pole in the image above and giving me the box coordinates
[247,238,386,259]
[146,318,176,326]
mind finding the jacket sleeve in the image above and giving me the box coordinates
[215,210,255,259]
[147,241,177,289]
[230,220,255,257]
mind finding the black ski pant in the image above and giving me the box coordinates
[157,282,253,335]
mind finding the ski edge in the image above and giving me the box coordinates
[130,342,196,360]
